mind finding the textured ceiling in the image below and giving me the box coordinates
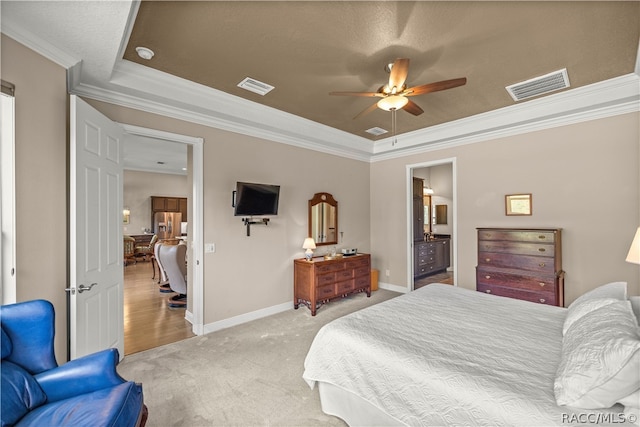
[123,1,640,141]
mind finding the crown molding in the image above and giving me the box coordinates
[5,18,638,164]
[370,73,640,162]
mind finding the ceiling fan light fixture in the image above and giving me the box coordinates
[377,95,408,111]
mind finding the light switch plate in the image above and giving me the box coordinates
[205,243,216,253]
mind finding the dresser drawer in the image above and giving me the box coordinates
[336,279,354,294]
[478,241,555,257]
[477,283,557,305]
[478,230,557,243]
[317,273,336,287]
[316,284,335,299]
[477,251,556,274]
[476,267,556,292]
[336,269,354,281]
[354,266,370,277]
[350,257,370,268]
[354,275,370,289]
[316,262,345,274]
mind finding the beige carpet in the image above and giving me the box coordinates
[117,289,400,427]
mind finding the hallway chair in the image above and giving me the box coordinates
[124,235,136,266]
[134,234,158,261]
[158,243,187,308]
[1,300,147,427]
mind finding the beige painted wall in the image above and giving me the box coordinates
[1,35,68,361]
[123,170,188,236]
[84,99,371,324]
[371,113,640,304]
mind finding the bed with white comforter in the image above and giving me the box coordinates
[303,284,635,426]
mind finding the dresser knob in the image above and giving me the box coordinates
[539,283,546,287]
[485,289,492,294]
[538,248,546,252]
[485,258,491,262]
[539,298,546,303]
[539,262,545,267]
[485,275,491,279]
[538,235,546,240]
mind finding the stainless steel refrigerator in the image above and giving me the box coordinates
[154,212,182,240]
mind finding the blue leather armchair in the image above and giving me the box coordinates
[1,300,148,427]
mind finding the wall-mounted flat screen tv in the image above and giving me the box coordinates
[233,182,280,216]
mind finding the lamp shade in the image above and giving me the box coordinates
[302,238,316,250]
[626,227,640,265]
[377,95,409,111]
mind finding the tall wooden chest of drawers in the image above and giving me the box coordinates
[476,228,564,307]
[294,253,371,316]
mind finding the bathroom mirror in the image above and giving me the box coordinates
[309,192,338,246]
[435,204,448,225]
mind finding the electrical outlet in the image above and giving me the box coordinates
[385,269,390,277]
[205,243,216,253]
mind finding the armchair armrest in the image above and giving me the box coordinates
[35,348,126,402]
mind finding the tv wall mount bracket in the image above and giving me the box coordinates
[242,217,270,236]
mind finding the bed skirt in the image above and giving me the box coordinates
[318,382,405,427]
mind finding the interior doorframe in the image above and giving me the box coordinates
[121,124,204,335]
[406,157,457,290]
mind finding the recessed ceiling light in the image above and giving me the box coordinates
[136,46,155,60]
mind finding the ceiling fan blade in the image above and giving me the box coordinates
[353,102,379,120]
[388,58,410,92]
[402,100,424,116]
[329,91,383,97]
[404,77,467,96]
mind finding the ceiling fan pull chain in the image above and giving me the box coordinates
[391,109,398,146]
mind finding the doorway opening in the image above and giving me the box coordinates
[407,158,457,290]
[121,125,204,355]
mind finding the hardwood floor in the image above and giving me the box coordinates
[414,271,454,290]
[123,260,195,355]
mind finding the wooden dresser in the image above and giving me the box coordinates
[294,253,371,316]
[476,228,564,307]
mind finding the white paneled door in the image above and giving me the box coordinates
[69,95,124,359]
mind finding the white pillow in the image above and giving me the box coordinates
[563,298,620,335]
[568,282,628,309]
[554,300,640,409]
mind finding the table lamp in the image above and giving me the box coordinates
[303,238,316,261]
[626,227,640,265]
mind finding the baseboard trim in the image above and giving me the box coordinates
[378,282,410,294]
[202,301,293,335]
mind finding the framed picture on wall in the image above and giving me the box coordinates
[505,194,532,216]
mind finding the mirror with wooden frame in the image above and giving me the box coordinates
[309,192,338,246]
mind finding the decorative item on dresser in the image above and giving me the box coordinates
[476,228,564,306]
[294,253,371,316]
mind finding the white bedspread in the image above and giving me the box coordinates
[303,284,625,426]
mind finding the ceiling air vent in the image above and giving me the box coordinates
[366,127,388,136]
[505,68,570,102]
[237,77,274,96]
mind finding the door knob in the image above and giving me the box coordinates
[78,283,98,293]
[64,282,98,295]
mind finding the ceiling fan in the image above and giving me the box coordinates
[330,58,467,120]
